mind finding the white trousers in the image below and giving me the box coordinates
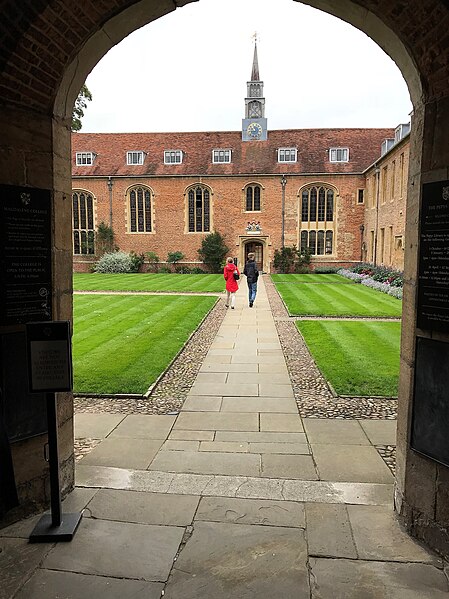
[225,290,236,307]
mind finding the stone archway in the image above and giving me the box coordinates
[1,0,449,556]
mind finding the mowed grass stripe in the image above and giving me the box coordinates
[73,294,216,394]
[271,274,353,284]
[297,320,400,396]
[74,273,224,293]
[275,281,402,317]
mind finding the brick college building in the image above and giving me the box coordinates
[72,43,409,273]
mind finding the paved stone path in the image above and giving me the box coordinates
[1,278,448,598]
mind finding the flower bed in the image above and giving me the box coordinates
[338,265,403,300]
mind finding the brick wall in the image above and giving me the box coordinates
[73,172,369,271]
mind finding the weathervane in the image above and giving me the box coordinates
[252,32,259,44]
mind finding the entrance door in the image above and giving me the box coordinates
[245,242,263,272]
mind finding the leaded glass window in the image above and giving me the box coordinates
[72,190,95,255]
[129,186,152,233]
[246,185,261,211]
[188,186,211,232]
[299,185,336,256]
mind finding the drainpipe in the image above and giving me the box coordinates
[107,176,113,227]
[281,174,287,248]
[373,167,380,265]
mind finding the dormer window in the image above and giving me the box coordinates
[164,150,183,164]
[212,149,231,164]
[127,151,145,165]
[329,148,349,162]
[278,148,297,163]
[76,152,95,166]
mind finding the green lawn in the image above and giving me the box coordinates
[274,280,402,317]
[73,273,224,293]
[73,294,216,394]
[297,320,401,396]
[271,274,353,284]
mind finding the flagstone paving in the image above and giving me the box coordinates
[2,277,447,599]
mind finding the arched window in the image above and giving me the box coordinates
[188,185,210,232]
[128,186,152,232]
[72,190,95,255]
[299,184,336,256]
[245,185,261,211]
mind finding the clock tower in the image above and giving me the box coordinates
[242,40,268,141]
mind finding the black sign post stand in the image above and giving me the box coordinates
[29,392,82,542]
[27,322,82,543]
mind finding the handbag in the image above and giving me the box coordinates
[233,270,240,280]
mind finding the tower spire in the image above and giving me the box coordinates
[251,35,260,81]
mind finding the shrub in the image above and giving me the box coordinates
[314,266,339,274]
[191,267,206,274]
[273,246,311,274]
[158,266,172,273]
[167,251,185,272]
[95,251,136,273]
[129,251,145,272]
[167,251,185,265]
[145,251,160,272]
[95,222,116,256]
[175,265,191,274]
[197,231,230,273]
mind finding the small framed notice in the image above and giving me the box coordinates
[26,321,72,393]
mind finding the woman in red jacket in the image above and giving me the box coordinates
[223,257,240,309]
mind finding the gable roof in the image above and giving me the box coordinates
[72,128,395,178]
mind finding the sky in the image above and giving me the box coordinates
[81,0,413,133]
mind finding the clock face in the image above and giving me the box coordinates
[247,122,263,139]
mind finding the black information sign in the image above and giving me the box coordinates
[417,180,449,332]
[411,336,449,467]
[27,322,72,393]
[0,184,52,326]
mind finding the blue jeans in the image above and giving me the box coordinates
[248,281,257,303]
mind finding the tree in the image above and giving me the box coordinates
[197,231,230,273]
[72,84,92,132]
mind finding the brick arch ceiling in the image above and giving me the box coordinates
[1,0,449,118]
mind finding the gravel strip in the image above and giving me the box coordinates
[375,445,396,475]
[74,438,102,462]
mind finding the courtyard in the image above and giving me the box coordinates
[2,275,447,598]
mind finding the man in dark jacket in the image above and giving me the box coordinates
[243,252,259,307]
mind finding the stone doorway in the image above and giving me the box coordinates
[245,241,263,272]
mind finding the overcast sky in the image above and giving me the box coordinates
[81,0,413,133]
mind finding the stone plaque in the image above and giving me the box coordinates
[0,184,52,325]
[417,180,449,332]
[411,336,449,467]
